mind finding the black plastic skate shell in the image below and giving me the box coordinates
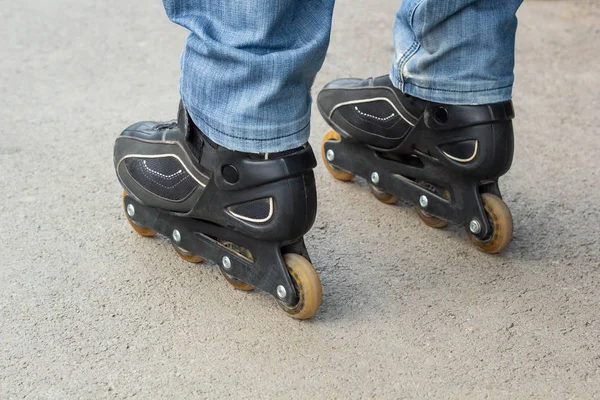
[320,100,515,253]
[114,104,322,319]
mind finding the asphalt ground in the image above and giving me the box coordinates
[1,0,599,398]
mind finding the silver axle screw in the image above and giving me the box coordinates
[126,204,135,217]
[172,229,181,243]
[469,219,482,235]
[222,256,232,270]
[371,172,380,184]
[276,285,287,299]
[326,149,335,162]
[419,195,429,208]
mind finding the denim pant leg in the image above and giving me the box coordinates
[162,1,335,153]
[390,0,524,105]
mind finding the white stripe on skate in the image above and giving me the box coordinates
[328,97,415,126]
[442,140,479,163]
[228,197,274,224]
[119,153,206,187]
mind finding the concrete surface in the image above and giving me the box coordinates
[1,0,599,398]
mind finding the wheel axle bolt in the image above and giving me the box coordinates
[469,219,482,235]
[276,285,287,299]
[326,149,335,162]
[126,204,135,217]
[371,172,380,184]
[222,256,232,270]
[172,229,181,243]
[419,195,429,208]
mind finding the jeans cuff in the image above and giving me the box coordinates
[185,106,311,154]
[390,66,513,105]
[403,82,513,105]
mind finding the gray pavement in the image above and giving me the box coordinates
[1,0,599,398]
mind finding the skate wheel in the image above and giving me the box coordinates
[467,193,513,254]
[415,208,449,229]
[172,243,204,263]
[218,241,255,291]
[414,183,449,229]
[321,130,355,182]
[219,268,255,291]
[278,253,322,320]
[122,190,156,237]
[369,185,398,204]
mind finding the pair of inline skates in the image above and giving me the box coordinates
[114,76,514,320]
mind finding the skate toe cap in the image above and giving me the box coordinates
[317,78,363,117]
[322,78,363,90]
[119,120,178,140]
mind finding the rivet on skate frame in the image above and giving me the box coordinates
[222,256,232,270]
[370,172,379,184]
[172,229,181,243]
[469,219,482,235]
[276,285,287,300]
[126,204,135,217]
[326,149,335,162]
[419,195,429,208]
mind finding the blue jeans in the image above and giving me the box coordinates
[163,0,523,153]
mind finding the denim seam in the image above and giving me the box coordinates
[408,0,427,31]
[407,83,513,93]
[396,0,426,90]
[398,41,420,91]
[196,112,310,142]
[396,41,419,90]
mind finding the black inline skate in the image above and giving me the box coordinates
[113,102,322,319]
[318,76,514,253]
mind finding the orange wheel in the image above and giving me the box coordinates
[219,241,255,291]
[414,183,449,229]
[172,243,204,263]
[369,185,399,204]
[219,268,255,291]
[467,193,513,254]
[122,190,156,237]
[321,130,355,182]
[416,208,449,229]
[278,253,322,320]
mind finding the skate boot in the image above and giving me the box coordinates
[318,75,514,253]
[114,102,322,319]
